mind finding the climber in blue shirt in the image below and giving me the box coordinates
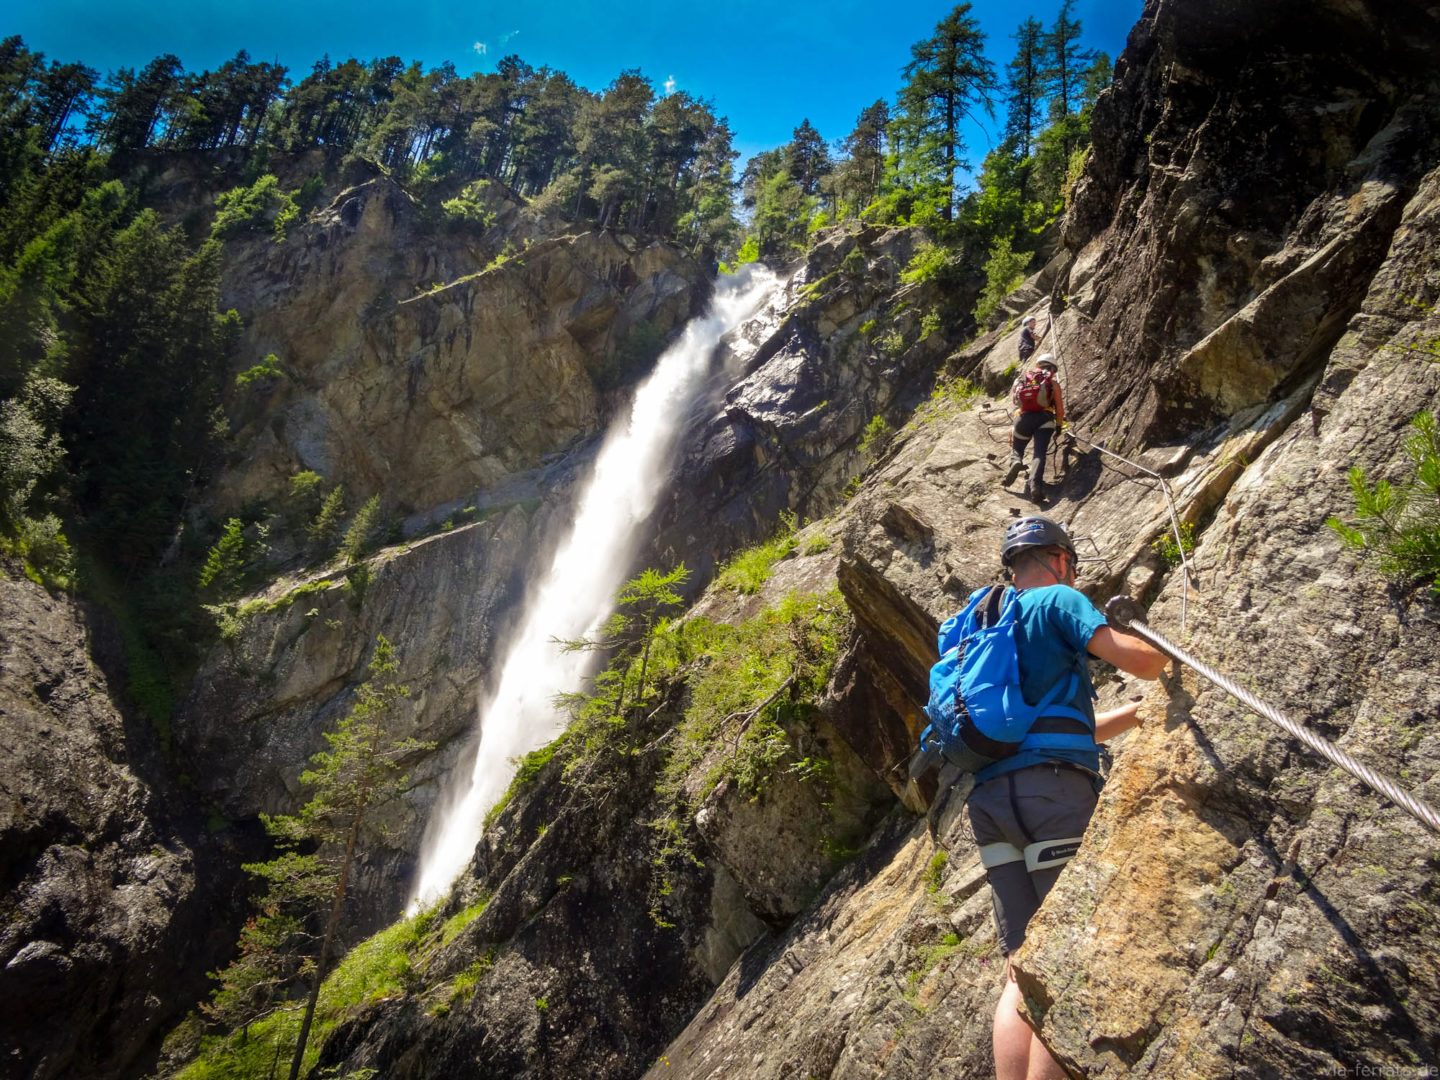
[972,515,1166,1080]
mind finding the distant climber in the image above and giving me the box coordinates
[1003,354,1063,503]
[1017,315,1038,362]
[966,516,1167,1080]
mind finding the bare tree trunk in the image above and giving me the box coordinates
[286,795,368,1080]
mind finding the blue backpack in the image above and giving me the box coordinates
[915,585,1093,777]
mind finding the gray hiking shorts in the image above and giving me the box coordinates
[966,763,1099,955]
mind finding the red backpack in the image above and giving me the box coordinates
[1011,367,1055,412]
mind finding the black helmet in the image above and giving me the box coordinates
[1001,515,1075,566]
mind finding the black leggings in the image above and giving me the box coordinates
[1010,411,1056,485]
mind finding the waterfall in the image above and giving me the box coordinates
[408,265,779,910]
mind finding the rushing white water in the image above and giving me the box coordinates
[408,265,778,909]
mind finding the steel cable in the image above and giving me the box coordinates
[1105,596,1440,834]
[1044,315,1193,632]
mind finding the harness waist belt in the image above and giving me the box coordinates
[979,836,1086,873]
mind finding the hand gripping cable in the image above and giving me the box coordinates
[1104,596,1440,835]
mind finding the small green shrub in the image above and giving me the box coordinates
[859,414,892,461]
[308,485,346,552]
[735,236,760,265]
[799,272,837,303]
[1327,410,1440,598]
[343,562,372,608]
[197,518,247,597]
[442,180,497,228]
[438,898,491,948]
[211,175,300,242]
[973,236,1032,325]
[1152,522,1196,569]
[921,377,982,424]
[288,471,324,522]
[874,327,905,357]
[341,494,383,564]
[2,513,74,588]
[900,243,950,285]
[924,851,948,893]
[483,742,559,829]
[234,353,283,390]
[802,533,832,556]
[717,512,798,594]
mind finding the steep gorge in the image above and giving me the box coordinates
[3,0,1440,1078]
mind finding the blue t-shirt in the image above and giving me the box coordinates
[978,583,1108,780]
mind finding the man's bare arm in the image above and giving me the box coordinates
[1087,624,1167,680]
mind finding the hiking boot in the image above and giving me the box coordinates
[1030,481,1048,504]
[1003,459,1025,486]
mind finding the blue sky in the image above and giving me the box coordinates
[7,0,1142,167]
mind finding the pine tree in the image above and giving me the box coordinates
[783,119,831,198]
[1043,0,1092,143]
[894,3,996,223]
[558,564,690,724]
[1004,17,1047,160]
[340,493,382,564]
[831,100,888,218]
[207,636,432,1080]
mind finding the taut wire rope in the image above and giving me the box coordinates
[1044,311,1193,633]
[1104,596,1440,835]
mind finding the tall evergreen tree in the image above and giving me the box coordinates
[894,3,996,222]
[1004,16,1047,160]
[1043,0,1091,136]
[831,100,888,217]
[89,54,184,150]
[783,118,831,198]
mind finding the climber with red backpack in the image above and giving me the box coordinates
[1003,354,1063,503]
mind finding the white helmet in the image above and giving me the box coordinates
[1023,315,1037,326]
[1035,353,1057,371]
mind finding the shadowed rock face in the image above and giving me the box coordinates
[0,569,250,1080]
[1060,0,1440,449]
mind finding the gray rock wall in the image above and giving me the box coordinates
[0,568,250,1080]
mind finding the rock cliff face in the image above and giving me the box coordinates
[7,1,1440,1077]
[213,169,707,518]
[0,566,250,1080]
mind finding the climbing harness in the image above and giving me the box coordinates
[1104,595,1440,835]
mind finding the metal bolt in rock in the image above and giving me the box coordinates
[1105,596,1440,835]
